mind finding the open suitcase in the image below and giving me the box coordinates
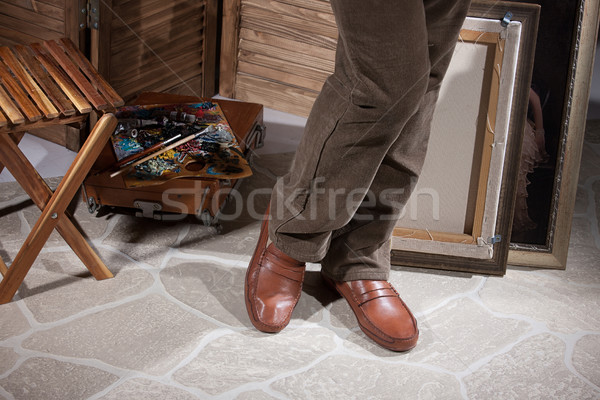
[82,92,265,226]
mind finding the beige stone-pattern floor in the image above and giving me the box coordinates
[0,137,600,399]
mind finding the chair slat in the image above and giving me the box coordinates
[0,83,25,124]
[14,45,77,117]
[0,109,7,128]
[0,62,42,122]
[29,43,92,115]
[44,40,109,111]
[0,47,59,119]
[0,114,87,134]
[59,38,124,108]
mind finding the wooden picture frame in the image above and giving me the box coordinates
[390,3,540,275]
[507,0,600,268]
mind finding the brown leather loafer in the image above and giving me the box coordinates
[322,273,418,351]
[245,212,306,333]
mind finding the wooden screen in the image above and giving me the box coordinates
[220,0,336,117]
[0,0,80,46]
[96,0,219,103]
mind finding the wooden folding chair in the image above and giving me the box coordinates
[0,38,123,304]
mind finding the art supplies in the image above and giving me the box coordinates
[110,126,215,178]
[108,102,252,188]
[115,133,182,167]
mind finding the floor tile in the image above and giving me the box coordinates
[98,378,198,400]
[21,294,216,376]
[172,328,336,396]
[463,334,598,399]
[270,354,463,399]
[0,357,117,400]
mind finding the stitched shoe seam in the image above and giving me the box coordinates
[338,282,398,342]
[358,294,400,307]
[268,273,303,283]
[354,293,400,342]
[343,283,417,343]
[264,264,304,282]
[361,286,392,295]
[267,261,306,274]
[321,274,418,349]
[248,248,267,323]
[265,250,305,268]
[357,302,418,342]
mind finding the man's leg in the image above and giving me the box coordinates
[315,0,471,352]
[246,0,431,337]
[246,0,471,351]
[321,0,472,282]
[268,0,432,262]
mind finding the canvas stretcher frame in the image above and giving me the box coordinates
[390,3,540,275]
[392,28,507,250]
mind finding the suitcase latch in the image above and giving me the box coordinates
[133,200,163,219]
[248,124,266,150]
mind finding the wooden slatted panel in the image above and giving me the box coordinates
[0,107,7,127]
[103,0,217,102]
[0,60,43,121]
[0,84,25,124]
[14,44,76,116]
[58,38,124,108]
[0,0,65,46]
[116,52,205,97]
[110,33,204,88]
[0,47,59,118]
[225,0,337,117]
[241,0,337,46]
[0,39,125,134]
[44,40,110,110]
[29,42,92,114]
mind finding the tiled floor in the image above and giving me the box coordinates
[0,110,599,399]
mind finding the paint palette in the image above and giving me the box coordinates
[110,102,252,188]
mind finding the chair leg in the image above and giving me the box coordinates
[0,133,113,281]
[58,219,113,280]
[0,258,7,277]
[0,114,117,304]
[0,132,24,175]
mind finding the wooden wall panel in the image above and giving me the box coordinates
[0,0,70,46]
[98,0,218,103]
[221,0,336,117]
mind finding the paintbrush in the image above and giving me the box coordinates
[93,132,184,176]
[109,125,216,178]
[114,133,183,168]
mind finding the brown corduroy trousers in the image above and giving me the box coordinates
[269,0,472,281]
